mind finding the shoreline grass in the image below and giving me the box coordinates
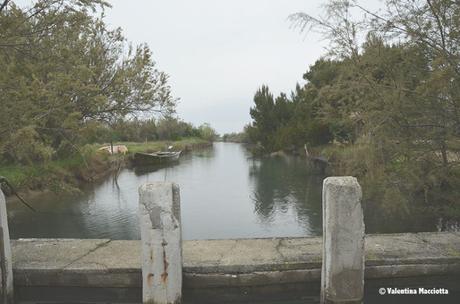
[0,137,211,194]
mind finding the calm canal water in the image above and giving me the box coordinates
[7,142,323,240]
[7,142,454,240]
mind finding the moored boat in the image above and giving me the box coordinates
[133,150,181,165]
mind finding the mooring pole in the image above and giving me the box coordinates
[139,182,182,304]
[321,177,364,304]
[0,190,14,303]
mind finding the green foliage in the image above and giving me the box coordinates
[2,126,54,165]
[156,117,198,141]
[242,0,460,218]
[0,0,176,163]
[247,79,334,152]
[197,123,217,142]
[110,119,158,142]
[285,0,460,217]
[104,117,216,143]
[0,1,217,193]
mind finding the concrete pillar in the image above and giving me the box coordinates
[139,182,182,304]
[0,190,14,303]
[321,177,364,304]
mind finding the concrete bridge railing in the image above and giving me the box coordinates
[0,176,365,304]
[136,177,365,304]
[2,178,460,303]
[0,190,14,303]
[139,177,364,304]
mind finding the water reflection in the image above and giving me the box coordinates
[7,142,457,240]
[133,162,181,176]
[7,143,326,240]
[249,155,323,236]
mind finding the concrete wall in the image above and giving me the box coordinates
[9,232,460,302]
[0,190,13,303]
[11,232,460,290]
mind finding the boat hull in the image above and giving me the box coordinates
[133,151,181,165]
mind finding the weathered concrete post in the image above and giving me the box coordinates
[0,190,14,303]
[139,182,182,304]
[321,177,364,304]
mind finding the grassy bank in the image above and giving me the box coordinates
[0,144,114,195]
[0,138,211,195]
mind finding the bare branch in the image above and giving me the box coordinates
[0,0,9,13]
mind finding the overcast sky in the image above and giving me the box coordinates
[102,0,337,134]
[15,0,382,134]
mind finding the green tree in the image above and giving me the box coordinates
[289,0,460,217]
[0,0,176,163]
[197,123,217,142]
[156,117,197,140]
[248,86,282,151]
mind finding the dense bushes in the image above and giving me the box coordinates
[0,1,218,166]
[245,0,460,217]
[0,1,175,165]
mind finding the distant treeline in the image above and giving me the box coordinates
[244,0,460,219]
[85,118,218,144]
[221,130,250,143]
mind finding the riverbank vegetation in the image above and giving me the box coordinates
[0,137,211,195]
[0,1,216,194]
[244,0,460,220]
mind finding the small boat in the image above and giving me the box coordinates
[134,151,182,165]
